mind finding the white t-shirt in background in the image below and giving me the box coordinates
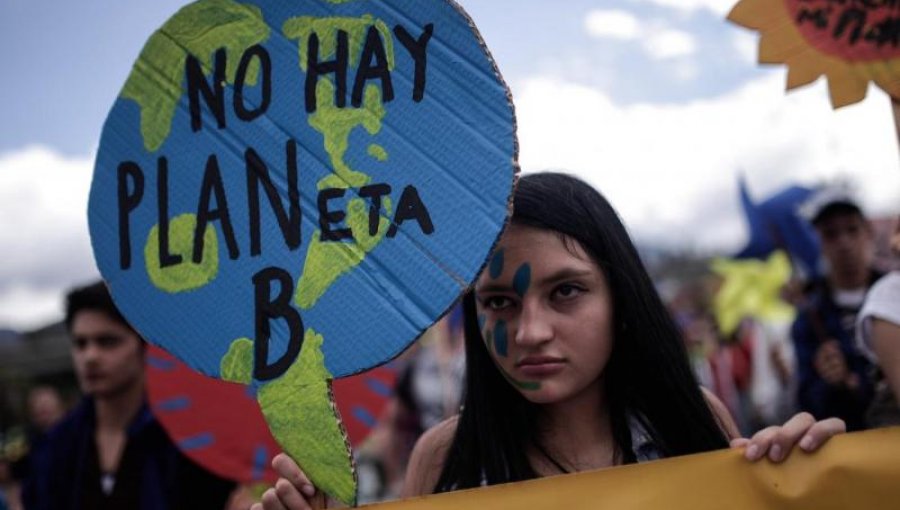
[856,272,900,363]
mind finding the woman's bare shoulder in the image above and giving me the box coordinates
[401,415,459,498]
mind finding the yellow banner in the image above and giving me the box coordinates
[371,427,900,510]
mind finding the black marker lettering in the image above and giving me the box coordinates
[186,48,227,131]
[833,8,866,45]
[352,26,394,107]
[318,188,352,241]
[233,45,272,122]
[359,183,391,236]
[394,23,433,102]
[252,267,304,381]
[306,31,349,113]
[194,155,239,263]
[117,161,144,270]
[387,185,434,238]
[247,140,302,256]
[156,157,182,268]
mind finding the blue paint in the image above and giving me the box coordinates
[489,249,505,279]
[513,263,531,298]
[146,356,176,372]
[477,314,486,329]
[352,406,377,428]
[88,0,516,381]
[494,320,508,357]
[178,432,214,451]
[155,396,191,412]
[244,384,258,399]
[365,377,393,398]
[252,444,268,481]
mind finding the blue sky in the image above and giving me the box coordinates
[1,0,898,329]
[1,0,757,154]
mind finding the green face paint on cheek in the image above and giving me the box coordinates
[497,365,541,391]
[489,249,504,279]
[512,263,531,298]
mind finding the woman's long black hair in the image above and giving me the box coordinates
[434,172,729,491]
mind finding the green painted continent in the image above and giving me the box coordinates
[122,0,271,151]
[220,337,254,384]
[144,213,219,293]
[283,15,396,309]
[257,329,355,505]
[295,196,391,309]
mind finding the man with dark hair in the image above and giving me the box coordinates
[792,189,879,431]
[23,281,234,510]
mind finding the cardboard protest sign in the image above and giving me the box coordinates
[364,427,900,510]
[88,0,516,504]
[728,0,900,108]
[145,345,396,483]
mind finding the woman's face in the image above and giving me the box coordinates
[474,224,614,405]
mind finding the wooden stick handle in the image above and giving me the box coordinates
[310,491,328,510]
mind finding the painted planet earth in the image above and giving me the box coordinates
[88,0,515,383]
[89,0,515,503]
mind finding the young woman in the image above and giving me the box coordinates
[254,173,844,509]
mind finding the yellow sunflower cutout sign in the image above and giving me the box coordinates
[727,0,900,109]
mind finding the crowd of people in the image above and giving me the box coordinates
[0,174,897,510]
[669,188,900,436]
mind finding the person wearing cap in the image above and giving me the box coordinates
[791,188,880,431]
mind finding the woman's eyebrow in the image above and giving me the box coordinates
[477,268,594,294]
[474,282,512,294]
[538,268,594,286]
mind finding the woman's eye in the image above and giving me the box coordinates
[553,283,584,300]
[482,295,513,311]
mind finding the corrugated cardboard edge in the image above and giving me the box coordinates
[338,0,522,381]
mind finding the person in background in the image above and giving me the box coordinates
[856,216,900,427]
[792,188,880,431]
[6,386,67,510]
[23,281,235,510]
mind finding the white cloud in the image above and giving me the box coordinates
[644,28,698,59]
[630,0,737,16]
[584,9,641,40]
[732,30,759,65]
[0,146,99,330]
[585,9,698,60]
[511,74,900,252]
[670,59,700,82]
[0,285,69,332]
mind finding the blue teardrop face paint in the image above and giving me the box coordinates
[489,249,505,279]
[494,320,508,357]
[477,314,486,330]
[512,263,531,298]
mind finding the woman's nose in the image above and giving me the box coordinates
[514,300,552,347]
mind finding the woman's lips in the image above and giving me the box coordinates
[516,356,565,377]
